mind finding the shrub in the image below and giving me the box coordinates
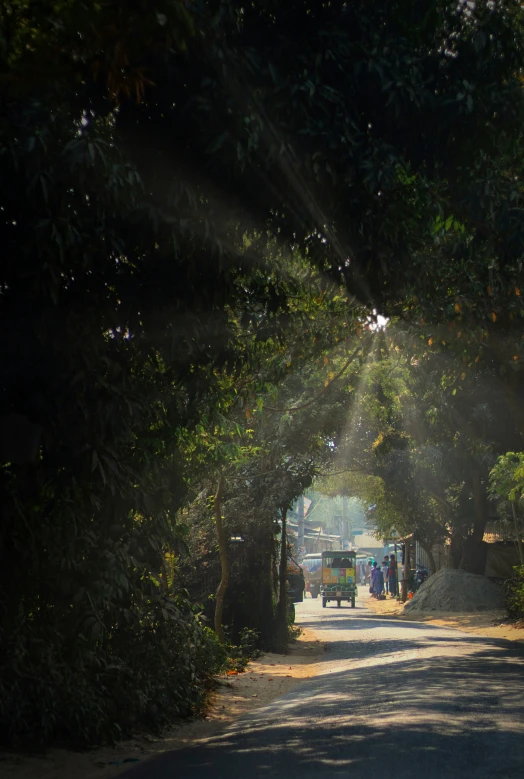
[287,623,302,642]
[227,627,262,672]
[503,565,524,620]
[0,593,228,748]
[195,626,229,680]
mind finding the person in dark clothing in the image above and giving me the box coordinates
[388,554,398,597]
[370,561,379,596]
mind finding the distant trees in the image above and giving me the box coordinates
[489,453,524,565]
[318,340,524,575]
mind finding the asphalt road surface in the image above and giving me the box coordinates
[123,593,524,779]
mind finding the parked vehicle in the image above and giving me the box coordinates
[320,550,357,608]
[415,566,429,590]
[286,558,305,623]
[301,553,322,598]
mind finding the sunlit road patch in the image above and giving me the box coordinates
[122,592,524,779]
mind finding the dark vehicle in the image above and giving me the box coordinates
[301,553,322,598]
[320,550,357,608]
[415,566,429,590]
[286,559,305,622]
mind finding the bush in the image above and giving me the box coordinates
[196,626,229,680]
[236,627,262,661]
[503,565,524,620]
[227,627,262,672]
[287,623,302,642]
[0,593,228,749]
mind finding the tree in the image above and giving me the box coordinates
[126,0,524,317]
[315,344,513,574]
[4,0,524,748]
[489,453,524,566]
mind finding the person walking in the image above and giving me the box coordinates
[388,554,398,597]
[374,564,384,598]
[381,557,389,594]
[370,561,380,597]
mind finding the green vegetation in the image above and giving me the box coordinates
[503,565,524,620]
[3,0,524,749]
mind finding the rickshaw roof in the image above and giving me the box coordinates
[321,550,356,558]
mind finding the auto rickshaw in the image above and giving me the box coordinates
[320,549,357,608]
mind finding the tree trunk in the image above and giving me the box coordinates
[214,475,229,644]
[257,531,276,649]
[297,495,304,554]
[459,471,489,575]
[449,532,463,569]
[275,506,288,646]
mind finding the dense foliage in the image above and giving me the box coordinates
[3,0,524,748]
[318,338,524,574]
[503,566,524,620]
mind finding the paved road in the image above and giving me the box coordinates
[123,593,524,779]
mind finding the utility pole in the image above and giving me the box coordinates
[297,495,304,558]
[342,496,349,549]
[401,541,411,602]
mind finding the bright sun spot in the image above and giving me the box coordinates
[368,312,388,331]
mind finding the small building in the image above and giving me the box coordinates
[351,532,385,561]
[287,519,341,554]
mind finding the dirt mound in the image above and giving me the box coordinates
[404,568,503,613]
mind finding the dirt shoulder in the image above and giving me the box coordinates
[0,628,324,779]
[365,594,524,643]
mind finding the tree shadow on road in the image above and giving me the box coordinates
[296,611,524,663]
[122,636,524,779]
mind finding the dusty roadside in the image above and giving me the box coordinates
[365,594,524,643]
[0,628,324,779]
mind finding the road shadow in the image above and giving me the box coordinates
[295,610,524,662]
[121,636,524,779]
[298,607,520,635]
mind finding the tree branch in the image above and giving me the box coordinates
[265,344,363,414]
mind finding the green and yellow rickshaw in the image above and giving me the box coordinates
[320,550,357,608]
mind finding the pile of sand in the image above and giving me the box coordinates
[404,568,503,613]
